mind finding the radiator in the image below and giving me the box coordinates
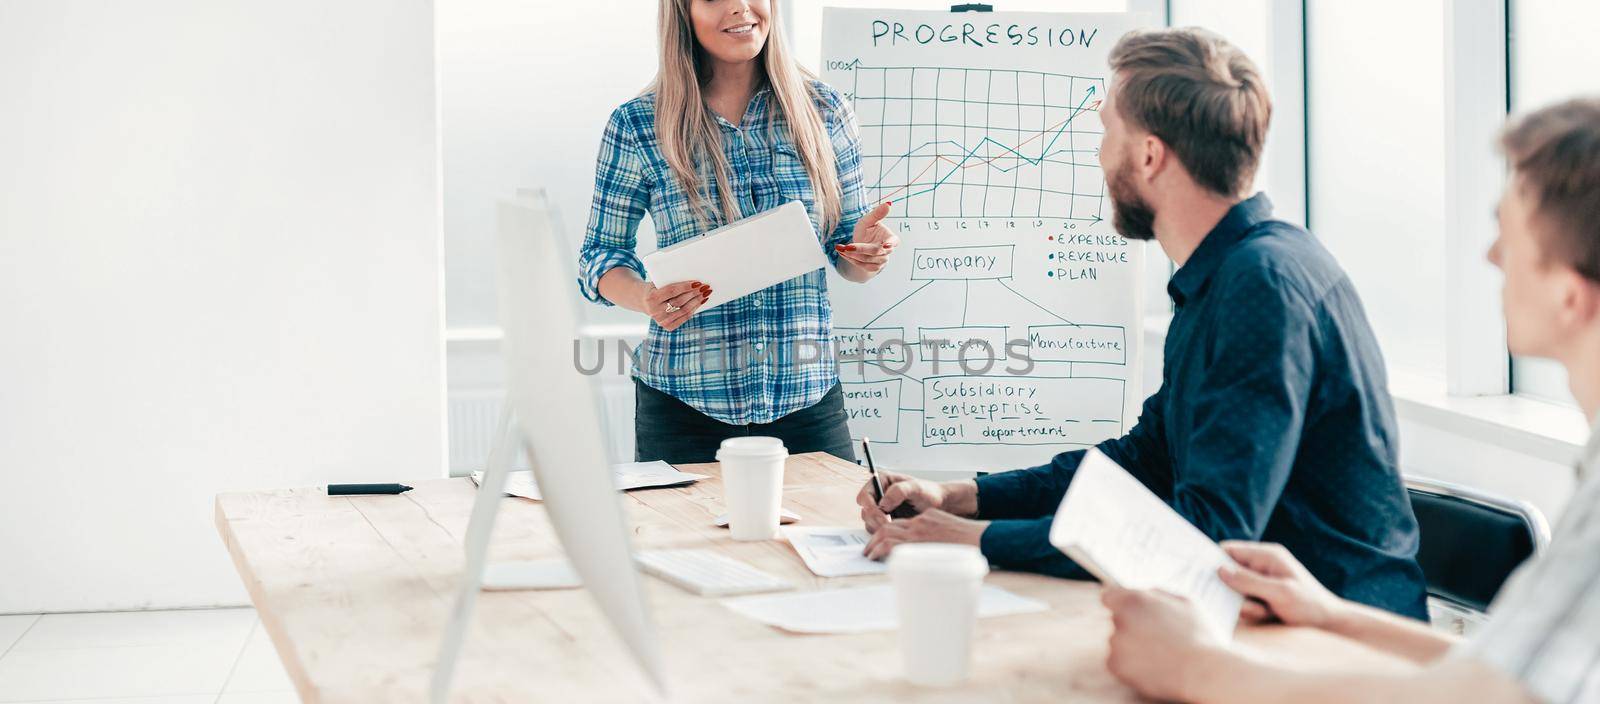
[446,382,636,476]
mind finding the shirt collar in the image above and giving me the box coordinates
[710,85,774,130]
[1167,192,1275,307]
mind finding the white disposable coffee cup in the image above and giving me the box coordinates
[716,436,787,541]
[889,543,989,686]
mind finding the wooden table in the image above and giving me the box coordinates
[216,452,1412,702]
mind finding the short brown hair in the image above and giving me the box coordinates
[1500,97,1600,282]
[1108,28,1271,197]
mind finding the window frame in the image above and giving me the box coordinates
[1504,0,1586,407]
[1443,0,1512,398]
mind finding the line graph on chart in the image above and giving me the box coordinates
[851,64,1106,221]
[820,7,1146,471]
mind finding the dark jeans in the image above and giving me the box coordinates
[633,378,857,466]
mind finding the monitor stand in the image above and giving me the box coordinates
[429,403,583,703]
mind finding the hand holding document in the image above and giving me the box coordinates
[642,200,827,313]
[781,526,886,577]
[470,460,707,502]
[1048,449,1244,642]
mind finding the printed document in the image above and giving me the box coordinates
[471,460,706,502]
[1048,449,1244,642]
[781,526,886,577]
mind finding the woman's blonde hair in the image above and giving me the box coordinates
[653,0,842,234]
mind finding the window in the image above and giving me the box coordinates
[1507,0,1600,406]
[1307,0,1451,383]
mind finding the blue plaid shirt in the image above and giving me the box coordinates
[577,81,866,425]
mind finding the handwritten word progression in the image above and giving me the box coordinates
[922,375,1125,447]
[915,326,1010,362]
[1027,324,1127,365]
[870,21,1099,49]
[911,245,1014,281]
[833,326,908,364]
[842,379,902,443]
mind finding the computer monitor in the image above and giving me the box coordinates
[430,196,664,702]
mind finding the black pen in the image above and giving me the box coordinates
[327,483,413,496]
[862,438,916,519]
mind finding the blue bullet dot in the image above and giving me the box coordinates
[1047,271,1054,277]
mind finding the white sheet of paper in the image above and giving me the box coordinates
[470,460,707,502]
[1048,449,1244,642]
[721,584,1046,634]
[642,200,828,312]
[781,526,886,578]
[611,461,709,491]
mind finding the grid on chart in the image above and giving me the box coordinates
[851,65,1107,221]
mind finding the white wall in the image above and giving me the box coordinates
[437,0,660,331]
[436,1,668,475]
[0,1,446,612]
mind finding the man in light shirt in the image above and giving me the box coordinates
[1099,96,1600,704]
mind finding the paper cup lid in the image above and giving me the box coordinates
[717,436,787,457]
[887,543,989,579]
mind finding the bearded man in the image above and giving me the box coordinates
[855,27,1429,621]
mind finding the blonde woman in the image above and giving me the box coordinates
[577,0,897,464]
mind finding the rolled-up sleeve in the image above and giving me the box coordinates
[822,87,865,266]
[577,107,651,305]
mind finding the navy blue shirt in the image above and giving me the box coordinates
[974,193,1429,620]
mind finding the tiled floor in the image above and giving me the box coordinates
[0,609,296,703]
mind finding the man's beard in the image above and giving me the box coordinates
[1106,159,1156,240]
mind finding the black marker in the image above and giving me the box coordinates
[327,483,413,496]
[862,438,917,519]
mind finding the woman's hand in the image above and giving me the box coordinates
[641,280,710,331]
[835,201,899,277]
[1218,541,1349,628]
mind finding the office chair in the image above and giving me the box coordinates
[1406,476,1551,634]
